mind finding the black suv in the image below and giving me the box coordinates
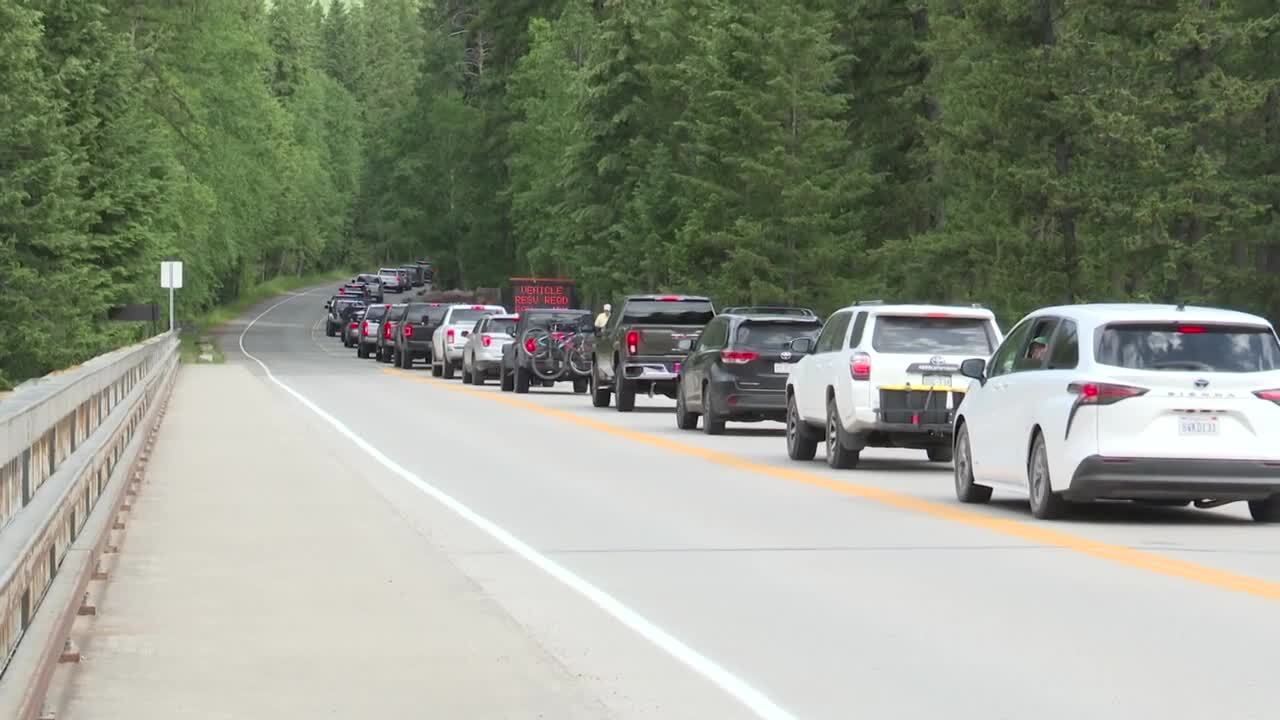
[389,302,440,369]
[674,310,822,434]
[325,297,366,337]
[500,309,595,394]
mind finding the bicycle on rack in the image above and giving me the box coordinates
[520,323,593,382]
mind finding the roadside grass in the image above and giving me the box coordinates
[180,269,353,364]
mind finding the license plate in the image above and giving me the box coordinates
[774,363,792,374]
[921,374,951,387]
[1179,417,1218,436]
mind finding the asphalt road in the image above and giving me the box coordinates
[227,285,1280,720]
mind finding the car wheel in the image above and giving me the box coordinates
[953,423,992,504]
[500,366,514,392]
[1028,432,1069,519]
[325,325,335,337]
[825,398,859,469]
[572,377,588,394]
[515,364,530,393]
[442,360,455,379]
[927,446,953,462]
[462,363,473,384]
[701,383,725,435]
[785,394,818,461]
[675,383,698,430]
[615,364,635,412]
[1248,495,1280,523]
[473,368,485,386]
[590,364,611,408]
[357,343,368,359]
[401,351,412,369]
[431,361,443,377]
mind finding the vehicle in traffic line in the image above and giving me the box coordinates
[590,295,716,411]
[500,309,594,394]
[676,310,823,434]
[400,264,424,288]
[357,304,390,359]
[353,274,385,302]
[378,268,404,293]
[952,303,1280,522]
[343,309,366,348]
[325,297,366,337]
[462,313,518,385]
[376,303,408,363]
[785,302,1002,469]
[388,302,441,369]
[414,260,434,284]
[432,303,507,378]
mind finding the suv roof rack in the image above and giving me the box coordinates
[853,299,884,306]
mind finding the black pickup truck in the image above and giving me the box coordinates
[589,295,716,411]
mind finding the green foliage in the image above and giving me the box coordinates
[1,0,368,386]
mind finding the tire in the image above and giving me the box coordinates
[953,423,992,504]
[1248,495,1280,523]
[785,394,818,461]
[615,366,635,412]
[400,351,413,369]
[1028,432,1069,519]
[515,364,530,394]
[462,364,473,384]
[927,446,953,463]
[357,343,368,359]
[431,361,443,377]
[442,360,455,379]
[590,365,611,408]
[500,366,514,392]
[572,377,588,394]
[825,398,860,469]
[675,383,699,430]
[701,383,725,435]
[325,324,335,337]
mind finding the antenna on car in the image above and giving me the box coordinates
[1176,302,1187,311]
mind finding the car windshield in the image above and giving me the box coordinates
[872,315,995,355]
[735,321,822,349]
[1096,322,1280,372]
[527,312,591,332]
[622,300,715,325]
[487,318,518,335]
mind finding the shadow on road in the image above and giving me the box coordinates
[985,498,1254,526]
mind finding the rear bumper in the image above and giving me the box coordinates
[707,381,786,418]
[1068,455,1280,501]
[621,358,682,382]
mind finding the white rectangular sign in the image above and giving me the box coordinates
[160,261,184,289]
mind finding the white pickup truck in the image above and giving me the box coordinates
[431,303,507,378]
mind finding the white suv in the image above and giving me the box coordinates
[431,304,507,378]
[952,304,1280,521]
[785,302,1002,468]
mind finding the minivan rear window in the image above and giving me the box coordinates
[735,321,821,349]
[871,316,995,355]
[1096,323,1280,372]
[622,300,715,326]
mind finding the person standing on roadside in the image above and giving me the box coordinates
[595,303,611,330]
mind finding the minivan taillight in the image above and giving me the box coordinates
[1068,381,1148,405]
[1254,389,1280,405]
[626,330,639,355]
[850,352,871,381]
[720,350,758,364]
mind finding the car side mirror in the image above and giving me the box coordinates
[789,337,815,354]
[960,358,987,383]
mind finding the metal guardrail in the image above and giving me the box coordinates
[0,332,179,681]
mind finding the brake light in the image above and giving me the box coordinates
[1176,325,1205,334]
[720,350,758,364]
[524,337,537,354]
[1254,389,1280,404]
[402,324,413,338]
[924,312,951,318]
[657,296,680,301]
[626,330,639,354]
[482,335,492,347]
[383,323,392,340]
[349,322,357,330]
[850,352,871,381]
[1068,381,1148,405]
[446,328,455,343]
[471,305,485,310]
[361,321,369,337]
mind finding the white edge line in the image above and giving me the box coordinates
[236,290,798,720]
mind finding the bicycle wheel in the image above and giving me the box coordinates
[522,327,561,381]
[566,335,592,376]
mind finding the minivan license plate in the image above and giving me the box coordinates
[1179,417,1218,436]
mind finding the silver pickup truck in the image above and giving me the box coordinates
[430,304,507,378]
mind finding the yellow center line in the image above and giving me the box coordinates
[384,367,1280,602]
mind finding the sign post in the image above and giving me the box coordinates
[160,261,184,332]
